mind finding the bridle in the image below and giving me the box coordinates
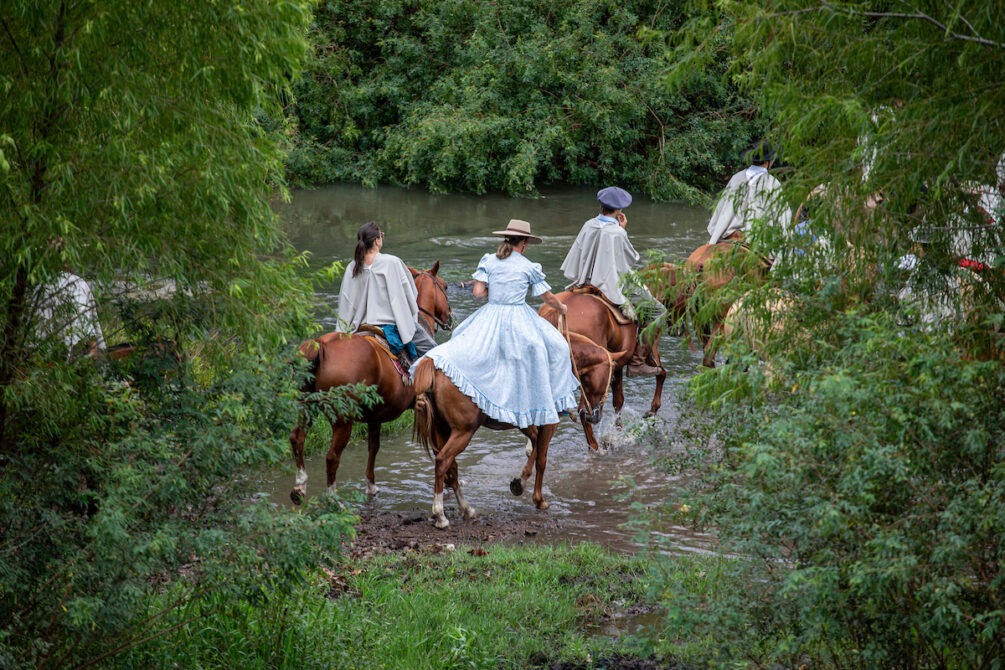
[416,271,454,332]
[558,313,613,417]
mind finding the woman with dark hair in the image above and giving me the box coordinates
[337,221,435,364]
[414,219,578,428]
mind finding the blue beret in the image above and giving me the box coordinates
[597,186,632,209]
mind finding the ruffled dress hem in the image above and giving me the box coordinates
[425,354,578,429]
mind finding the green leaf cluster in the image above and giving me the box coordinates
[287,0,760,201]
[648,2,1005,666]
[0,1,362,667]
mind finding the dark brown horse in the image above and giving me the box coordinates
[538,290,665,452]
[289,262,452,504]
[411,333,615,529]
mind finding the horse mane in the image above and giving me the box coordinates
[411,358,436,458]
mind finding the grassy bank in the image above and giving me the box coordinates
[114,543,726,669]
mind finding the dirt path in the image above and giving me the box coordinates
[346,505,567,559]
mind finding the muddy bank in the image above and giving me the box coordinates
[345,505,569,559]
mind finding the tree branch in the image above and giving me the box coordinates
[769,2,1005,50]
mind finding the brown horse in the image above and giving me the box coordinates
[538,290,665,452]
[411,333,615,529]
[289,262,452,504]
[681,242,771,367]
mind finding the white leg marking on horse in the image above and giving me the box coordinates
[295,468,308,487]
[326,481,338,495]
[525,438,533,458]
[454,489,476,520]
[433,492,449,529]
[365,480,379,496]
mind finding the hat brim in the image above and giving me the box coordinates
[491,230,542,244]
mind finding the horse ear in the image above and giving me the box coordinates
[430,260,440,276]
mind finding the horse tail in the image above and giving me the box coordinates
[411,358,436,458]
[296,339,322,393]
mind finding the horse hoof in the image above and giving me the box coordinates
[510,478,524,496]
[434,517,450,529]
[463,506,478,520]
[290,488,305,505]
[536,500,550,511]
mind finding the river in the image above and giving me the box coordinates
[265,183,717,554]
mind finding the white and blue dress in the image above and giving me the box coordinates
[416,251,579,428]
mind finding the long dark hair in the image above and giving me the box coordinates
[352,221,383,277]
[496,236,522,260]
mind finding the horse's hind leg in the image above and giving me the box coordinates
[290,412,312,505]
[445,460,475,521]
[364,421,381,495]
[531,425,556,510]
[432,430,475,529]
[325,421,353,494]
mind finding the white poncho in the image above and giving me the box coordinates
[560,215,640,305]
[337,253,419,343]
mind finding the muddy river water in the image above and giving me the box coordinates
[263,183,717,554]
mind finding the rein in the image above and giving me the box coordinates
[559,313,613,417]
[416,272,453,331]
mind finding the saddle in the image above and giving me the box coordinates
[353,324,411,384]
[568,285,634,325]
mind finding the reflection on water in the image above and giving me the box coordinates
[267,183,716,554]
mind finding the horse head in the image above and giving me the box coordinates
[411,261,454,334]
[567,332,614,426]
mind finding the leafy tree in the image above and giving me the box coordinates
[646,2,1005,667]
[0,2,359,667]
[287,0,760,201]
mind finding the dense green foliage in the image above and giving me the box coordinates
[287,0,760,201]
[645,2,1005,667]
[0,2,363,667]
[108,543,703,669]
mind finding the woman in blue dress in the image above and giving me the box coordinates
[416,219,579,428]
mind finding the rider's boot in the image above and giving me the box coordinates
[626,340,660,377]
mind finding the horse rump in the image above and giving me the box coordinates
[294,338,323,393]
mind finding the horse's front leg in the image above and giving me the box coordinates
[647,348,667,417]
[612,369,626,429]
[531,424,556,510]
[578,419,598,456]
[511,430,538,496]
[432,430,475,529]
[364,421,381,495]
[325,422,353,494]
[289,411,311,505]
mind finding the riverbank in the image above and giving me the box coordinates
[113,541,724,669]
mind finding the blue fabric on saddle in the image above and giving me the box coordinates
[380,324,418,359]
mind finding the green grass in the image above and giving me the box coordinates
[113,543,730,669]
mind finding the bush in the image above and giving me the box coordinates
[287,0,760,201]
[652,304,1005,668]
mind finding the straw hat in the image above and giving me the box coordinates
[491,219,542,244]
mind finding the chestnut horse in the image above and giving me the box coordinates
[411,332,615,529]
[289,262,452,504]
[681,242,770,367]
[538,290,665,451]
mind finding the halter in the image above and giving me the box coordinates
[415,271,454,332]
[559,313,613,418]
